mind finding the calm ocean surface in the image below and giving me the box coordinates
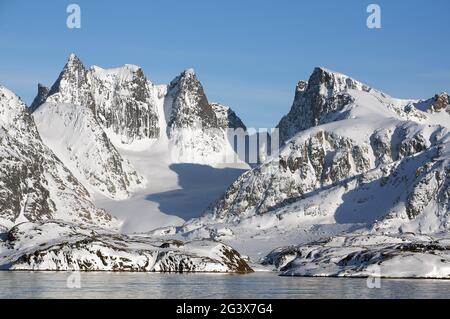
[1,271,449,299]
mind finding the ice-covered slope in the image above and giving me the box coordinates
[178,68,449,265]
[0,84,118,230]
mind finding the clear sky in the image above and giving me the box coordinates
[0,0,449,128]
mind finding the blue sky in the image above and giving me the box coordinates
[0,0,449,128]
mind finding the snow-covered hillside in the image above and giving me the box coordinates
[176,68,450,277]
[0,84,119,230]
[0,220,252,273]
[0,76,252,273]
[263,232,450,278]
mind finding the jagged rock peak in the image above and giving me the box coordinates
[54,53,88,86]
[429,92,450,113]
[308,67,372,96]
[277,67,375,144]
[169,68,198,88]
[46,53,94,108]
[167,69,218,130]
[183,68,196,76]
[68,52,83,66]
[29,83,49,112]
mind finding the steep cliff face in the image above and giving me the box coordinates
[166,69,218,131]
[277,67,374,145]
[164,69,241,164]
[89,64,160,144]
[29,84,49,113]
[0,84,119,230]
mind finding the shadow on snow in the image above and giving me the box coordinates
[145,163,247,220]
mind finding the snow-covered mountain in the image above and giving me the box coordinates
[0,84,118,230]
[26,53,249,236]
[32,55,144,199]
[9,54,449,277]
[277,68,374,145]
[31,54,247,200]
[0,72,251,273]
[177,68,450,277]
[164,69,242,163]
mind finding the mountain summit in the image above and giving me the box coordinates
[277,67,375,144]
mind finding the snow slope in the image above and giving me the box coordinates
[93,140,248,234]
[33,102,144,200]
